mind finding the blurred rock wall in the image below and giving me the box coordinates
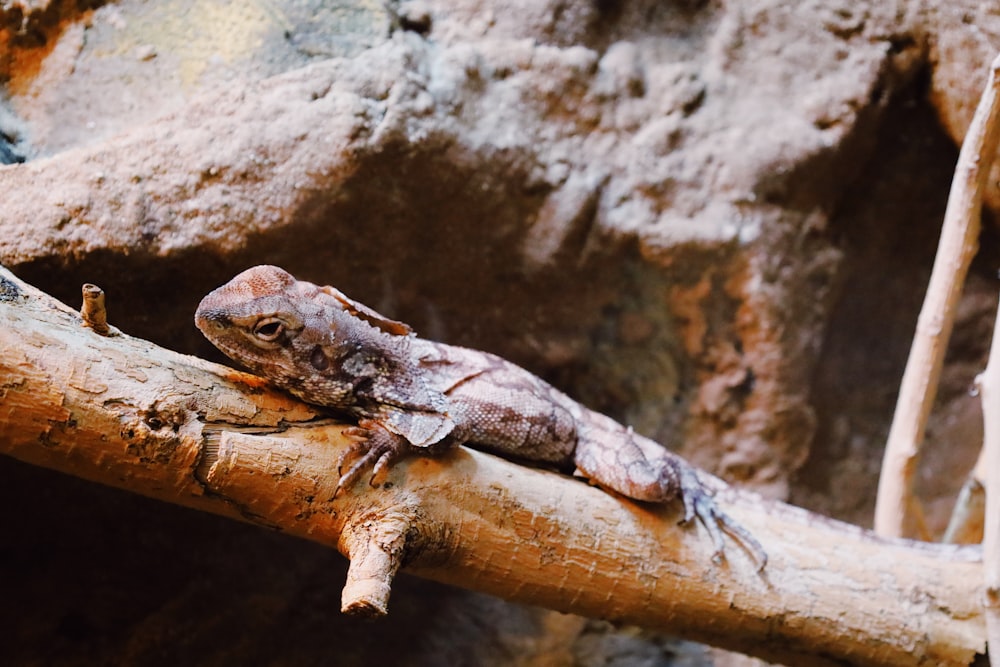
[0,1,996,664]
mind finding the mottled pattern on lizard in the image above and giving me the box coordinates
[195,265,766,569]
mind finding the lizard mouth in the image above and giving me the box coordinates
[208,338,274,378]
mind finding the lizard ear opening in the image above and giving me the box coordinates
[320,286,413,337]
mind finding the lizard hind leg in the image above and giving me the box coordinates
[574,422,767,571]
[573,422,685,503]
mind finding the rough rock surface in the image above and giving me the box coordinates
[0,0,994,664]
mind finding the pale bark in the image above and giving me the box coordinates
[874,54,1000,539]
[979,291,1000,664]
[0,266,985,666]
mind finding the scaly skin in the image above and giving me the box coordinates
[196,265,766,569]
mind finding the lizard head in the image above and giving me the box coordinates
[195,265,311,381]
[195,265,419,412]
[197,266,454,442]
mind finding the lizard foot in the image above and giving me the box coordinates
[336,419,411,496]
[678,466,768,572]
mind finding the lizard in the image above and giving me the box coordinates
[195,265,766,569]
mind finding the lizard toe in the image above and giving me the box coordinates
[370,448,404,487]
[342,426,371,440]
[691,494,728,562]
[335,449,381,497]
[335,434,371,479]
[678,466,768,571]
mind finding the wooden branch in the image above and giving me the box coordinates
[874,54,1000,539]
[979,290,1000,664]
[0,266,985,666]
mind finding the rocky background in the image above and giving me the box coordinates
[0,0,997,664]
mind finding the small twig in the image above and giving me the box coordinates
[944,427,992,543]
[943,476,985,544]
[874,53,1000,539]
[80,283,111,335]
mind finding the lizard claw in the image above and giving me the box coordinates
[678,466,768,572]
[335,419,411,497]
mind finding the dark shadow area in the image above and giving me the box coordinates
[0,453,515,666]
[792,70,993,528]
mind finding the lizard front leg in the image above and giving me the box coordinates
[337,419,412,495]
[337,418,456,496]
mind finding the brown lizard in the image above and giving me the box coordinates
[195,265,766,569]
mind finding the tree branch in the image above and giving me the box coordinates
[979,291,1000,664]
[874,53,1000,539]
[0,266,985,666]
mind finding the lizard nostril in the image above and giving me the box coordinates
[310,345,330,371]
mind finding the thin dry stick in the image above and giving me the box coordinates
[944,438,992,544]
[944,416,994,543]
[979,291,1000,664]
[943,475,985,544]
[874,53,1000,539]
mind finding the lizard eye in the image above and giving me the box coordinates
[253,318,285,342]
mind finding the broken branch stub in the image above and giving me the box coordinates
[80,283,111,335]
